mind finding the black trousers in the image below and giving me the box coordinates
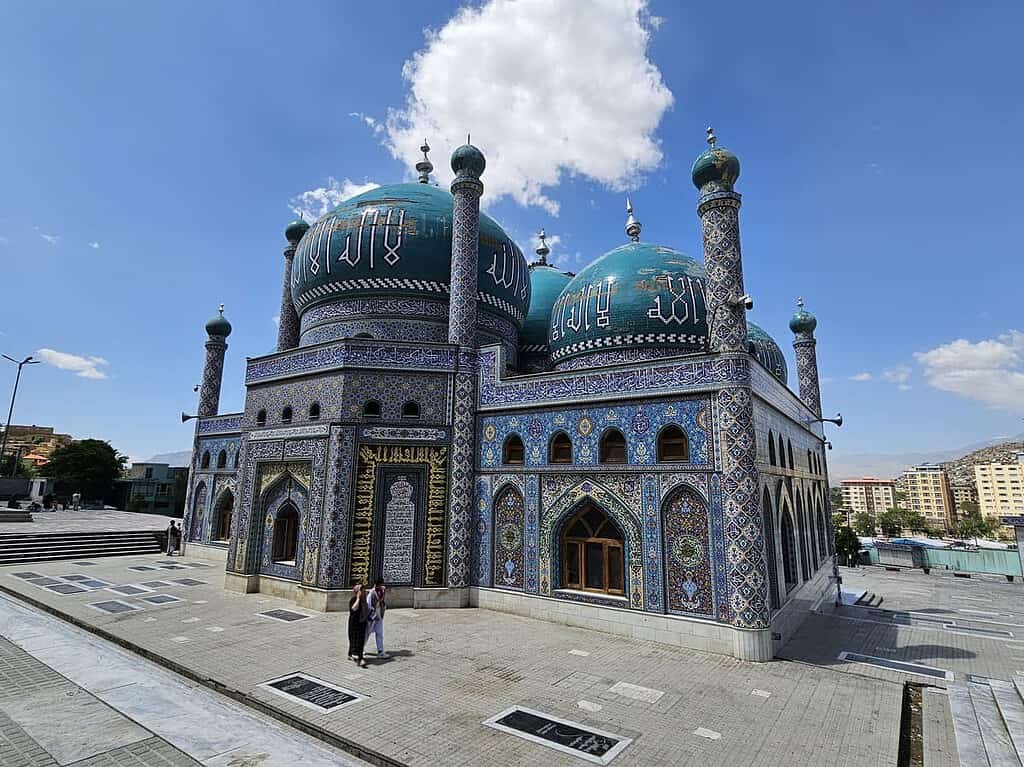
[347,619,367,658]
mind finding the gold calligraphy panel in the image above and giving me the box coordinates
[350,444,448,588]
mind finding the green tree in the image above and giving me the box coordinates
[834,525,862,566]
[832,512,846,531]
[876,508,904,537]
[852,511,876,536]
[43,440,126,504]
[955,509,999,544]
[829,486,844,512]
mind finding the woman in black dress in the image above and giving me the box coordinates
[347,583,369,667]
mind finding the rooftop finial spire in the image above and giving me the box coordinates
[796,296,804,310]
[534,228,550,265]
[218,303,225,314]
[625,197,642,242]
[706,126,717,147]
[467,133,471,144]
[415,139,434,184]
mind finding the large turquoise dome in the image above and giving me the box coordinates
[290,183,529,329]
[549,242,786,383]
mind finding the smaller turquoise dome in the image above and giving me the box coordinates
[521,264,572,351]
[790,307,817,334]
[691,146,740,190]
[205,306,232,338]
[451,143,486,176]
[285,218,309,245]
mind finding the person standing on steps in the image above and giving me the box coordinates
[365,577,388,659]
[348,583,369,668]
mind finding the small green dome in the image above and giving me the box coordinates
[790,307,817,334]
[205,306,232,338]
[691,146,740,190]
[451,143,486,177]
[520,264,572,351]
[285,218,310,245]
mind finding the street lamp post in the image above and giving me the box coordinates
[1,355,41,477]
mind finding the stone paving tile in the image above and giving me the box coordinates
[0,709,58,767]
[0,554,906,767]
[67,737,201,767]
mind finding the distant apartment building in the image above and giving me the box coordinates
[0,425,72,466]
[113,463,188,517]
[840,478,897,517]
[974,455,1024,537]
[899,464,956,532]
[951,481,978,511]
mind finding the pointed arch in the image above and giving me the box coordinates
[787,439,794,470]
[190,481,208,541]
[777,435,785,468]
[216,450,227,469]
[768,430,776,466]
[548,431,572,464]
[657,425,689,463]
[493,485,525,590]
[780,504,798,591]
[662,484,714,617]
[213,488,234,542]
[502,434,525,465]
[796,490,810,579]
[271,502,299,562]
[561,504,625,596]
[200,451,210,469]
[599,428,627,464]
[762,487,780,610]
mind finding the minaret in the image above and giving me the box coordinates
[447,138,485,591]
[790,298,822,417]
[198,305,232,418]
[692,129,770,655]
[278,218,308,351]
[625,198,642,242]
[416,140,434,184]
[694,127,747,352]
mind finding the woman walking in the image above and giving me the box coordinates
[347,583,369,668]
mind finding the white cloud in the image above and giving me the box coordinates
[290,177,381,221]
[35,228,59,245]
[349,112,385,135]
[384,0,673,214]
[915,331,1024,409]
[882,365,912,390]
[35,348,109,380]
[88,241,100,249]
[849,372,872,382]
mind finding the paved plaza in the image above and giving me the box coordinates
[0,510,170,535]
[1,554,1021,765]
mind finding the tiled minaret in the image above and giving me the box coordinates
[277,219,308,351]
[790,298,822,418]
[692,129,770,651]
[447,139,485,591]
[198,305,232,418]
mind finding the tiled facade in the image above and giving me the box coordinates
[181,140,834,661]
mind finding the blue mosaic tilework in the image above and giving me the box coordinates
[259,473,309,581]
[340,372,450,423]
[187,479,210,542]
[524,474,539,593]
[318,426,356,588]
[641,475,663,613]
[473,476,491,587]
[793,333,822,418]
[197,413,244,434]
[196,436,242,473]
[698,192,748,354]
[198,339,227,418]
[477,347,748,409]
[662,484,715,618]
[492,484,525,590]
[479,400,711,469]
[246,341,459,384]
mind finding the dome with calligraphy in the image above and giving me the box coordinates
[290,183,530,335]
[548,241,786,383]
[520,263,573,352]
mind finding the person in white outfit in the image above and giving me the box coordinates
[365,578,388,658]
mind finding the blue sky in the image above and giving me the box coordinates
[1,0,1022,469]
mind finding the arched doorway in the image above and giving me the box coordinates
[561,504,624,596]
[781,506,798,592]
[213,490,234,542]
[271,503,299,563]
[190,482,207,541]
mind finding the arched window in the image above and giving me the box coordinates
[657,425,689,462]
[777,435,785,468]
[781,508,798,591]
[216,450,227,469]
[768,431,776,466]
[271,503,299,563]
[362,400,381,418]
[502,434,525,465]
[402,401,420,419]
[796,495,809,579]
[816,505,828,559]
[787,439,794,470]
[599,429,627,464]
[763,488,780,610]
[562,504,624,596]
[256,409,267,426]
[548,432,572,464]
[200,451,210,469]
[807,450,813,474]
[234,451,240,469]
[308,403,321,421]
[281,406,293,424]
[214,490,234,542]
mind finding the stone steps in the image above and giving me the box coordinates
[949,676,1024,766]
[0,530,164,564]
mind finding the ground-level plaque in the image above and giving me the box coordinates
[483,706,632,764]
[259,672,365,713]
